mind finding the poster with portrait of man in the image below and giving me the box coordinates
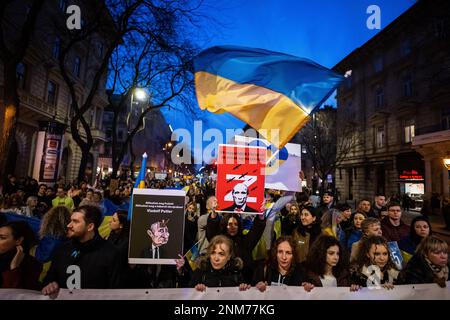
[128,189,186,265]
[216,144,266,214]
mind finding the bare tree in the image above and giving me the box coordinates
[0,0,45,182]
[106,1,202,179]
[298,105,360,193]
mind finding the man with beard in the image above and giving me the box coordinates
[42,205,121,298]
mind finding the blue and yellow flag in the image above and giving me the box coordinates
[185,241,200,271]
[128,152,148,220]
[194,45,344,148]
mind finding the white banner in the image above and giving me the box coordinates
[1,283,449,300]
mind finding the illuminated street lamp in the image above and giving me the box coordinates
[134,88,147,101]
[444,157,450,170]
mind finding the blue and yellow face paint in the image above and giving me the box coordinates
[194,45,344,149]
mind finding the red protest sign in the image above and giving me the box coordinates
[216,144,266,214]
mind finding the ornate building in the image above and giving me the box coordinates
[0,0,114,184]
[333,0,450,204]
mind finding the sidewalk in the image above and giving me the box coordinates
[403,210,450,238]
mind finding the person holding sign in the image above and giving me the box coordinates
[206,208,266,284]
[350,236,399,290]
[302,235,351,289]
[253,236,306,291]
[189,235,250,292]
[398,235,449,287]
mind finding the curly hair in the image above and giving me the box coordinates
[305,235,349,278]
[270,236,298,275]
[39,205,71,239]
[353,235,397,271]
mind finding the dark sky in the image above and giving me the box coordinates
[161,0,416,165]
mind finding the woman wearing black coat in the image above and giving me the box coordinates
[253,236,305,291]
[398,235,449,287]
[206,211,266,283]
[189,235,250,291]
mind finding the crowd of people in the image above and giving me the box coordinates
[0,173,449,299]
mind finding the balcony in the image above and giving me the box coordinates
[413,125,450,146]
[415,124,444,136]
[91,128,107,141]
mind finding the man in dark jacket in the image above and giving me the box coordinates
[317,190,335,220]
[42,205,121,298]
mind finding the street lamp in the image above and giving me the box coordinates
[444,157,450,170]
[134,88,147,101]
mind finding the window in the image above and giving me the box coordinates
[47,81,58,105]
[401,39,411,57]
[59,0,68,12]
[374,55,383,73]
[376,126,385,148]
[404,121,415,143]
[73,56,81,77]
[434,19,446,38]
[375,87,384,108]
[52,37,60,59]
[16,63,26,89]
[345,76,352,89]
[442,106,450,130]
[98,42,104,57]
[403,75,412,97]
[95,108,102,129]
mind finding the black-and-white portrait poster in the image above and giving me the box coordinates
[128,189,186,265]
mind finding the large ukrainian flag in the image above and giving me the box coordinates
[194,45,344,148]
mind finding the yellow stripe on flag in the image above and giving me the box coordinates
[195,71,309,148]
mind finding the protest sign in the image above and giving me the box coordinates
[216,144,266,214]
[128,189,186,264]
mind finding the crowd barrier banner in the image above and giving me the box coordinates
[1,282,449,300]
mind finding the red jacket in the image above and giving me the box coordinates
[1,255,42,290]
[381,218,409,242]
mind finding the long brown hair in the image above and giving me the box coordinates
[270,236,298,275]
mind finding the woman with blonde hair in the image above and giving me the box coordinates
[189,235,250,291]
[399,235,449,287]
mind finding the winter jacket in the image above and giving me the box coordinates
[189,260,245,288]
[206,214,266,283]
[381,218,409,242]
[0,250,42,290]
[44,234,121,289]
[398,254,450,286]
[252,263,305,286]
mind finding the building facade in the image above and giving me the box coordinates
[0,0,114,184]
[100,93,172,178]
[333,0,450,204]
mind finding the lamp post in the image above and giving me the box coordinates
[128,88,149,176]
